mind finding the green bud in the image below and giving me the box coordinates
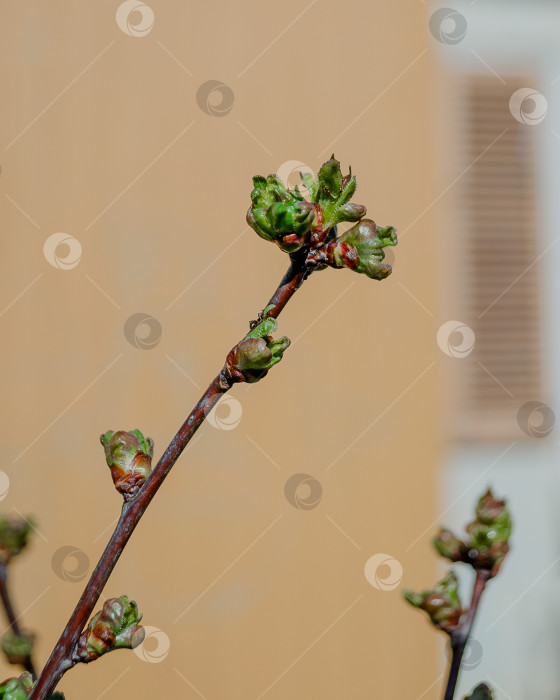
[225,309,290,384]
[402,571,463,633]
[332,202,367,225]
[0,517,34,566]
[234,337,290,376]
[247,174,317,253]
[75,595,144,663]
[235,338,272,370]
[331,219,397,280]
[313,156,368,229]
[465,684,493,699]
[434,490,512,578]
[247,156,372,255]
[317,157,343,200]
[432,527,465,562]
[272,201,315,235]
[476,490,511,533]
[249,174,288,206]
[465,490,512,576]
[100,430,154,502]
[250,200,315,252]
[0,673,33,700]
[0,674,63,700]
[0,674,64,699]
[0,632,34,667]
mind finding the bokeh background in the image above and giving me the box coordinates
[1,1,558,698]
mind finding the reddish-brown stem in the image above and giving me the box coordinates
[443,571,490,700]
[0,562,38,679]
[263,256,309,319]
[30,258,309,699]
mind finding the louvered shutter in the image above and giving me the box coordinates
[451,77,543,439]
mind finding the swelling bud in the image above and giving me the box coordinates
[74,595,144,663]
[328,219,397,280]
[100,430,154,502]
[403,571,464,633]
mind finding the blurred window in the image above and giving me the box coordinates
[452,76,543,439]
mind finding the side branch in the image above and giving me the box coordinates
[0,563,37,679]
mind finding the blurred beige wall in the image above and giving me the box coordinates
[0,1,441,698]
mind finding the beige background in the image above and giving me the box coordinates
[1,2,443,698]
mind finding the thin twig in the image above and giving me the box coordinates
[443,571,490,700]
[0,562,38,679]
[30,258,309,699]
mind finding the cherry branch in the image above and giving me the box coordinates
[444,571,490,700]
[30,156,397,699]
